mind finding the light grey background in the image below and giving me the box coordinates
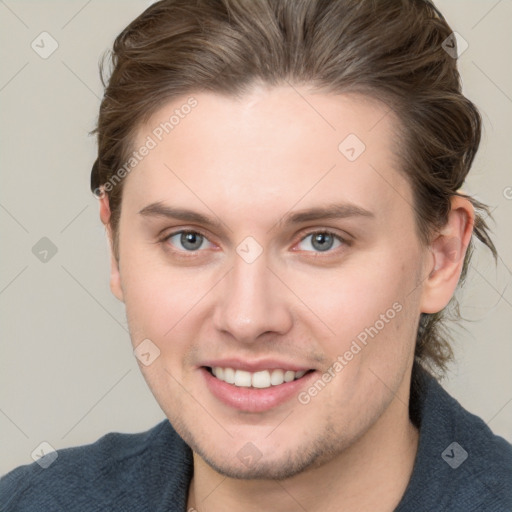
[1,0,511,476]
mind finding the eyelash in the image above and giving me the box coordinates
[159,228,349,258]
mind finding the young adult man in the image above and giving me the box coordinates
[2,0,511,510]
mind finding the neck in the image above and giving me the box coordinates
[187,375,419,512]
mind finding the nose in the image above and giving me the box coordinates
[213,251,293,344]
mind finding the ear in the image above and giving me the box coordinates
[420,196,474,314]
[98,191,124,303]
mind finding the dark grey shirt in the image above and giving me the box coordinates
[1,365,511,511]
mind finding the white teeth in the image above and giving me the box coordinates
[234,370,252,387]
[210,367,309,387]
[223,367,236,384]
[270,369,284,385]
[284,370,295,383]
[252,370,271,388]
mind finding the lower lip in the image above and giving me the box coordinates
[201,367,317,413]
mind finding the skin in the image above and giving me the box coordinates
[99,84,474,511]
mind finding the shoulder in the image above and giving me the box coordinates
[436,382,512,510]
[399,367,512,511]
[0,420,193,512]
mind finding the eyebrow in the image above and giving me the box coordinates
[138,203,225,230]
[138,201,375,230]
[275,203,374,228]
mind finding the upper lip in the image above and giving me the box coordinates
[200,358,314,372]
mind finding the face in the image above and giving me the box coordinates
[107,85,432,479]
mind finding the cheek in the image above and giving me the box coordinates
[300,262,418,417]
[298,252,421,409]
[295,252,415,343]
[120,250,203,349]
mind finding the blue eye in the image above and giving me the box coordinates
[165,231,212,252]
[297,231,344,253]
[162,229,345,256]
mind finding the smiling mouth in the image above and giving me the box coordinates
[205,366,314,388]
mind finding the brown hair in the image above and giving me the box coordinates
[90,0,496,379]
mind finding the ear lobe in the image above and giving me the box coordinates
[420,196,474,314]
[98,191,124,303]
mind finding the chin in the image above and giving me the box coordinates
[197,449,319,481]
[185,426,351,481]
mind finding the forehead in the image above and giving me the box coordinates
[124,85,412,228]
